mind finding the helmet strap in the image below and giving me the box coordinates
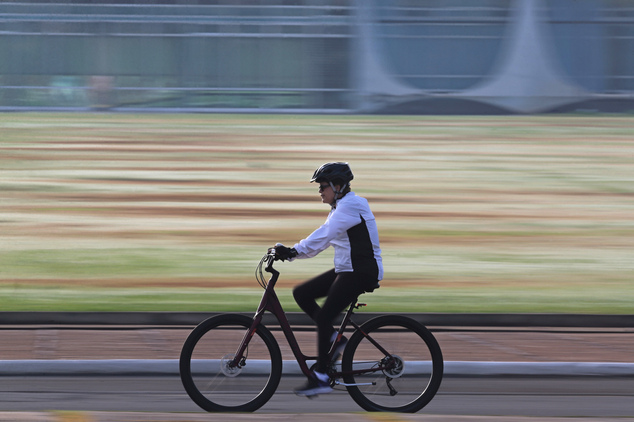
[329,181,349,208]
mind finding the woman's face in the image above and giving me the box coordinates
[318,182,339,204]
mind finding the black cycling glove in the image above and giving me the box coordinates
[274,244,298,261]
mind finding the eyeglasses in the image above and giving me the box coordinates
[318,184,331,192]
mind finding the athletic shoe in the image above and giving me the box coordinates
[294,371,333,397]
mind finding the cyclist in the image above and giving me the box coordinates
[274,162,383,397]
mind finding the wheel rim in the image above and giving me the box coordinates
[181,317,281,411]
[342,317,442,412]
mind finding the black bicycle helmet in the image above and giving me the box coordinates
[310,162,354,185]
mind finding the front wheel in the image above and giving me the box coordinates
[179,314,282,412]
[341,315,443,413]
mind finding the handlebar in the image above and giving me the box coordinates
[256,249,280,289]
[265,248,277,270]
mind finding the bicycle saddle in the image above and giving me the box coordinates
[364,282,380,293]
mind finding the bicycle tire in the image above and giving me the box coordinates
[341,315,443,413]
[179,314,282,412]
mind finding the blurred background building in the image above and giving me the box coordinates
[1,0,632,114]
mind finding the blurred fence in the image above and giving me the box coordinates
[1,0,633,114]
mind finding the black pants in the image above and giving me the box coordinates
[293,268,378,374]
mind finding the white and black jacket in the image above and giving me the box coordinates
[293,192,383,281]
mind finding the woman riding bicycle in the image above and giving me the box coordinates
[274,162,383,397]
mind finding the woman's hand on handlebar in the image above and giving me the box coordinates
[273,243,298,261]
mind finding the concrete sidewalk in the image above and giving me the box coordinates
[2,358,633,377]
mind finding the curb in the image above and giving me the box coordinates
[2,359,633,377]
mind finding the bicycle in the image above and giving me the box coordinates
[179,248,443,413]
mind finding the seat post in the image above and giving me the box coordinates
[336,298,364,335]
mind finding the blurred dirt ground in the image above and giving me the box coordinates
[2,114,634,314]
[1,326,631,363]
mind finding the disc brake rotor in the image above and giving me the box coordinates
[220,354,242,377]
[382,354,405,378]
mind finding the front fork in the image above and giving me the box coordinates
[229,292,269,369]
[229,314,262,369]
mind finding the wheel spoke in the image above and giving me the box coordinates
[180,315,282,412]
[342,315,443,413]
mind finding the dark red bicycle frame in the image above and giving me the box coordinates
[230,254,395,379]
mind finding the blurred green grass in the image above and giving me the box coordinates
[1,113,633,313]
[2,247,631,313]
[1,282,631,313]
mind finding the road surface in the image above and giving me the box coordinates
[0,375,632,418]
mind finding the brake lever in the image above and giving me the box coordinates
[265,249,277,271]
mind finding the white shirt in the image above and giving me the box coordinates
[293,192,383,280]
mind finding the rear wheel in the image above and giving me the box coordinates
[341,315,443,413]
[179,314,282,412]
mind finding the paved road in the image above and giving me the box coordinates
[0,375,632,418]
[0,324,631,420]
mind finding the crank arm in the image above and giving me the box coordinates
[334,380,377,387]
